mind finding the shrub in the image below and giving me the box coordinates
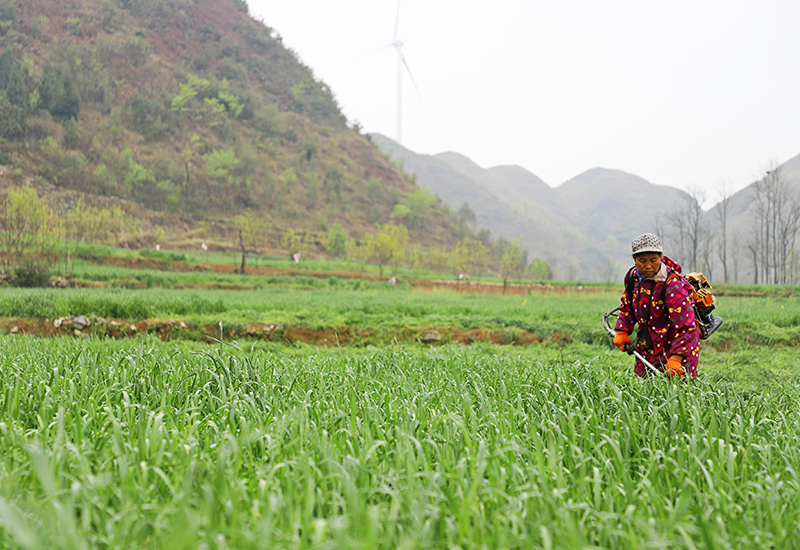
[0,93,23,138]
[139,248,188,263]
[12,261,52,288]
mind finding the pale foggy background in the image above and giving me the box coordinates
[247,0,800,205]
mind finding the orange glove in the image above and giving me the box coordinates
[613,332,632,352]
[665,356,684,377]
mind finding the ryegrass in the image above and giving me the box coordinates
[1,286,799,353]
[70,262,407,291]
[0,287,626,351]
[55,240,800,295]
[0,286,609,329]
[0,281,797,547]
[0,337,798,548]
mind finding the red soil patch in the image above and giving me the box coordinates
[0,317,568,347]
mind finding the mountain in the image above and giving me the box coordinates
[371,134,607,279]
[0,0,462,251]
[777,151,800,181]
[555,168,690,252]
[433,152,565,217]
[373,134,693,280]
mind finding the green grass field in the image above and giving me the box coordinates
[0,282,799,548]
[0,285,798,353]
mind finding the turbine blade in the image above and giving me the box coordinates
[371,43,395,54]
[401,54,423,102]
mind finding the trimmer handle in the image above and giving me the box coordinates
[602,306,621,338]
[623,342,634,355]
[603,306,631,353]
[602,305,660,375]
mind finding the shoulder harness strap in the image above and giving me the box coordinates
[624,266,637,305]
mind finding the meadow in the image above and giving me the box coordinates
[0,284,798,352]
[0,280,799,548]
[69,244,800,297]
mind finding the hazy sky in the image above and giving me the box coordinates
[246,1,800,203]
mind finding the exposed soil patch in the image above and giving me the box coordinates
[0,317,569,347]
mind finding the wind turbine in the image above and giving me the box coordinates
[387,1,421,144]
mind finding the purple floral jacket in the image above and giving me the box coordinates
[614,256,700,377]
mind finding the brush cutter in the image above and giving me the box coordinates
[685,272,724,339]
[602,306,662,375]
[606,270,723,375]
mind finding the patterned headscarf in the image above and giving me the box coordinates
[631,233,663,255]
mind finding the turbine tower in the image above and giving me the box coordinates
[389,1,420,144]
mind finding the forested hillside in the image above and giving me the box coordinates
[0,0,466,259]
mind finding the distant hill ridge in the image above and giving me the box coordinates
[372,134,692,279]
[374,134,800,283]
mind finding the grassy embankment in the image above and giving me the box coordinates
[0,280,797,389]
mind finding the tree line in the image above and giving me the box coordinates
[2,186,553,288]
[0,186,143,285]
[659,163,800,285]
[245,219,552,286]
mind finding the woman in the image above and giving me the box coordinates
[613,233,700,377]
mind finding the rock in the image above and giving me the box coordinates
[9,326,18,334]
[72,315,90,330]
[54,318,64,328]
[421,330,441,342]
[51,276,70,288]
[130,324,137,331]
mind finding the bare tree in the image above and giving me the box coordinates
[714,179,734,283]
[654,212,667,246]
[777,193,800,283]
[731,228,742,284]
[667,185,707,272]
[699,229,715,280]
[664,208,687,266]
[749,164,800,284]
[789,248,800,284]
[747,238,759,284]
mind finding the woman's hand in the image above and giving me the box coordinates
[665,355,684,377]
[613,332,632,352]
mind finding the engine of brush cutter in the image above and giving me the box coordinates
[686,272,723,339]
